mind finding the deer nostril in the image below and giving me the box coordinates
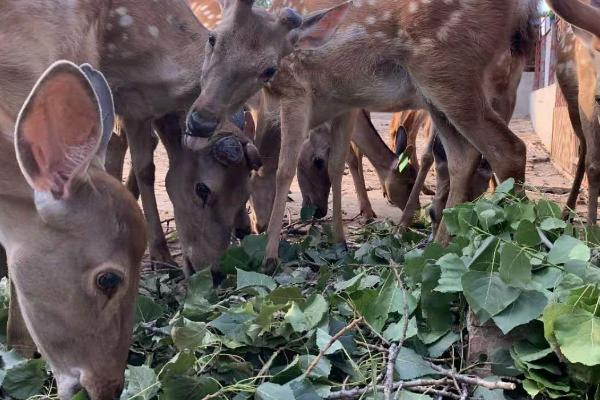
[186,111,219,138]
[595,95,600,106]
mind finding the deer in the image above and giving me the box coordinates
[0,57,147,400]
[189,0,224,29]
[298,110,418,220]
[547,0,600,224]
[189,0,538,270]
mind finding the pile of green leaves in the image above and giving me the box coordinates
[0,180,598,399]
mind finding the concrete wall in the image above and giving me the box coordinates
[530,83,557,152]
[514,72,534,118]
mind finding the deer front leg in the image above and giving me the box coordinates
[399,131,436,227]
[329,111,359,242]
[263,101,310,273]
[347,142,376,220]
[426,108,481,245]
[124,118,174,265]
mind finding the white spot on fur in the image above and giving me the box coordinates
[366,15,377,25]
[148,25,159,38]
[408,2,419,13]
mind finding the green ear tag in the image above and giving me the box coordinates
[397,153,410,173]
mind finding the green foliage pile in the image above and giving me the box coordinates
[0,180,599,399]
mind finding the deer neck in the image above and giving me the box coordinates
[351,112,398,177]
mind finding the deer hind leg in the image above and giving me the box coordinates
[347,142,376,220]
[328,111,359,243]
[105,129,128,181]
[124,118,174,265]
[263,101,311,272]
[584,118,600,224]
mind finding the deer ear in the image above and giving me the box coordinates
[80,63,115,167]
[394,126,408,156]
[289,1,351,49]
[15,61,103,200]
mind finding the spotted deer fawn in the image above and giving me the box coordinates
[189,0,537,269]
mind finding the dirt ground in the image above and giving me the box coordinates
[129,113,585,262]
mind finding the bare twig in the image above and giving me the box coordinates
[257,349,281,383]
[355,340,387,353]
[305,317,363,376]
[460,384,469,400]
[384,344,399,400]
[428,362,516,391]
[409,386,462,399]
[327,378,449,399]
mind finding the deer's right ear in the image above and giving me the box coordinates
[15,61,103,200]
[394,126,408,157]
[288,1,351,49]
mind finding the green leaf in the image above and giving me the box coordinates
[435,254,467,293]
[134,295,165,325]
[514,220,541,247]
[256,382,296,400]
[512,341,554,363]
[554,310,600,366]
[548,236,591,265]
[268,287,305,305]
[236,269,277,292]
[183,270,216,320]
[298,355,332,379]
[158,351,196,381]
[540,217,567,231]
[208,311,255,345]
[220,245,251,274]
[2,359,46,400]
[466,236,500,272]
[72,390,90,400]
[421,264,454,333]
[172,320,208,351]
[161,376,220,400]
[499,242,532,287]
[492,290,548,334]
[316,328,344,355]
[241,234,268,260]
[121,365,159,400]
[285,294,328,333]
[427,332,460,358]
[536,199,562,219]
[383,317,418,342]
[394,347,438,380]
[462,271,521,317]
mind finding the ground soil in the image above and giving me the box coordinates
[127,114,586,265]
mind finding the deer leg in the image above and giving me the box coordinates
[399,131,436,227]
[347,142,376,220]
[263,102,310,272]
[585,121,600,224]
[426,107,481,244]
[329,111,359,243]
[105,130,128,181]
[124,118,174,265]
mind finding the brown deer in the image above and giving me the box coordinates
[0,58,147,398]
[189,0,224,29]
[189,0,537,269]
[548,0,600,223]
[298,110,417,220]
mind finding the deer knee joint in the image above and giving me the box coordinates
[138,163,156,186]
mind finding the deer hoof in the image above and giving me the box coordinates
[262,258,279,275]
[360,209,377,221]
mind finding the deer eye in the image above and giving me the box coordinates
[96,272,123,297]
[195,183,211,205]
[208,33,216,47]
[261,67,278,82]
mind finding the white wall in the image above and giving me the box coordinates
[514,72,534,118]
[530,84,557,152]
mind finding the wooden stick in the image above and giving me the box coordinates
[428,362,516,391]
[305,317,363,376]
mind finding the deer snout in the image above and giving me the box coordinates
[79,372,124,400]
[186,110,219,138]
[595,94,600,107]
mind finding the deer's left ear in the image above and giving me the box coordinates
[288,1,351,49]
[80,63,115,167]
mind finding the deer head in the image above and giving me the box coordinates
[10,61,146,399]
[156,112,261,284]
[186,0,351,137]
